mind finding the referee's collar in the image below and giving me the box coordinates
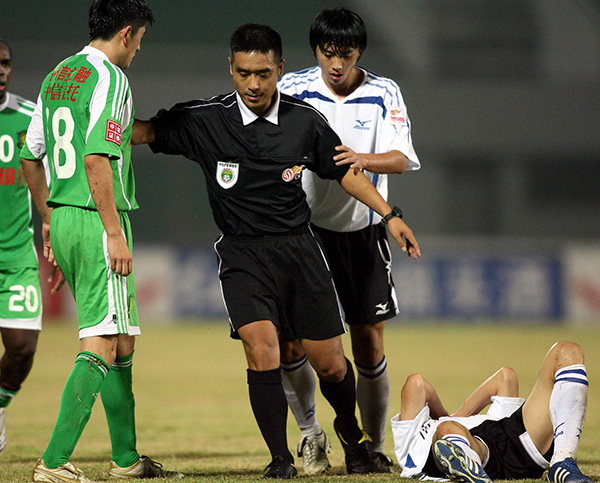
[235,90,280,126]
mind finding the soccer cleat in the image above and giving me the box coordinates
[297,431,331,475]
[333,418,375,474]
[372,451,395,473]
[433,439,491,483]
[261,455,298,479]
[547,458,592,483]
[0,407,6,453]
[108,455,184,479]
[32,459,95,482]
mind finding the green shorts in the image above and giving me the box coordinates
[0,267,42,330]
[51,206,140,339]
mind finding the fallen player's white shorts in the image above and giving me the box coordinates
[391,396,526,479]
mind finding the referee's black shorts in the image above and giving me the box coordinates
[214,225,346,341]
[313,223,398,325]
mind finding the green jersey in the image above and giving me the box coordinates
[0,93,39,269]
[21,46,139,212]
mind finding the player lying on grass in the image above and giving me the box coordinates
[391,340,591,483]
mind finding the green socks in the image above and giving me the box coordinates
[100,353,139,468]
[0,384,19,408]
[42,352,108,468]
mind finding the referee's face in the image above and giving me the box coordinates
[229,50,284,117]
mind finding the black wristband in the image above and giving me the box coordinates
[380,206,403,225]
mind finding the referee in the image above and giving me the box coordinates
[134,24,420,479]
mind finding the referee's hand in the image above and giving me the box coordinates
[387,217,421,259]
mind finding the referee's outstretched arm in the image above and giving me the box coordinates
[338,168,421,259]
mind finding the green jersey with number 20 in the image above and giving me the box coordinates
[21,46,139,212]
[0,93,39,269]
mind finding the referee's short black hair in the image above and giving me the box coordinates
[310,7,367,56]
[230,24,283,63]
[89,0,154,41]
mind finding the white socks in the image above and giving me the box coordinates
[549,364,588,465]
[442,434,484,467]
[281,356,321,438]
[356,356,390,453]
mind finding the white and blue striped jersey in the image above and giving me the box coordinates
[278,66,420,232]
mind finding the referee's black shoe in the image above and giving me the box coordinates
[333,418,375,474]
[261,456,298,479]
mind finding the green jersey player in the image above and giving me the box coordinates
[21,1,181,481]
[0,38,59,456]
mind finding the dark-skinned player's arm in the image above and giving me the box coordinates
[337,169,421,259]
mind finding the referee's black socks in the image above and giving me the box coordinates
[319,357,363,443]
[247,368,294,463]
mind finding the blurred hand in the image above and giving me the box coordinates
[334,145,368,174]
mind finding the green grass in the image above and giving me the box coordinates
[2,321,599,482]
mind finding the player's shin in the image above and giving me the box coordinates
[549,364,588,465]
[101,352,140,468]
[42,352,108,468]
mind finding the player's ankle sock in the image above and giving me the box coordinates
[281,355,321,438]
[247,368,294,463]
[356,356,390,453]
[549,364,588,465]
[441,434,484,467]
[100,352,140,468]
[42,352,108,468]
[319,358,362,443]
[0,383,20,408]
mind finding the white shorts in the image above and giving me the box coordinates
[391,396,526,479]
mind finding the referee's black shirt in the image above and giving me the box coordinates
[150,91,349,237]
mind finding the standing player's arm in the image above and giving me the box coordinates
[333,146,408,174]
[451,367,520,417]
[20,157,53,260]
[84,154,132,276]
[338,169,421,259]
[20,157,66,293]
[131,119,155,145]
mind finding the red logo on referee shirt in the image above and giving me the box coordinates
[105,120,122,146]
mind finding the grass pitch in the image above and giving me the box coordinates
[1,321,599,482]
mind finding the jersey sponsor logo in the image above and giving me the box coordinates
[375,301,391,315]
[282,164,305,182]
[105,120,122,146]
[217,161,239,189]
[389,108,406,125]
[17,130,27,149]
[353,119,372,131]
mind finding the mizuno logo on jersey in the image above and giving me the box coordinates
[375,302,391,315]
[353,119,371,130]
[217,161,239,189]
[282,165,305,182]
[105,120,122,146]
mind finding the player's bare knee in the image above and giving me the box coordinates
[553,340,584,365]
[280,339,304,363]
[435,420,469,439]
[314,359,346,382]
[403,373,425,392]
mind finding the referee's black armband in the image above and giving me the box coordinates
[380,206,403,226]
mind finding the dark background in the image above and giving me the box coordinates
[4,0,599,247]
